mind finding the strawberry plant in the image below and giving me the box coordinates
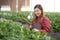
[0,20,55,40]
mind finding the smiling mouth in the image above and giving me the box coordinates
[36,15,40,16]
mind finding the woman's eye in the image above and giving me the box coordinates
[35,10,38,12]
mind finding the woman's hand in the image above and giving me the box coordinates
[33,29,39,31]
[29,25,32,28]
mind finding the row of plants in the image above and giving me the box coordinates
[0,20,55,40]
[45,12,60,33]
[0,11,60,33]
[0,11,31,24]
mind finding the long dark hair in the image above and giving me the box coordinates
[33,4,44,24]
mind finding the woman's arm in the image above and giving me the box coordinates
[38,17,50,33]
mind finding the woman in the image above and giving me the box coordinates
[29,4,50,33]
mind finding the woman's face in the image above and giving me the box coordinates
[34,8,41,17]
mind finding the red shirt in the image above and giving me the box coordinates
[32,16,50,33]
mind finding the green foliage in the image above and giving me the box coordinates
[0,20,55,40]
[0,11,31,24]
[45,12,60,32]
